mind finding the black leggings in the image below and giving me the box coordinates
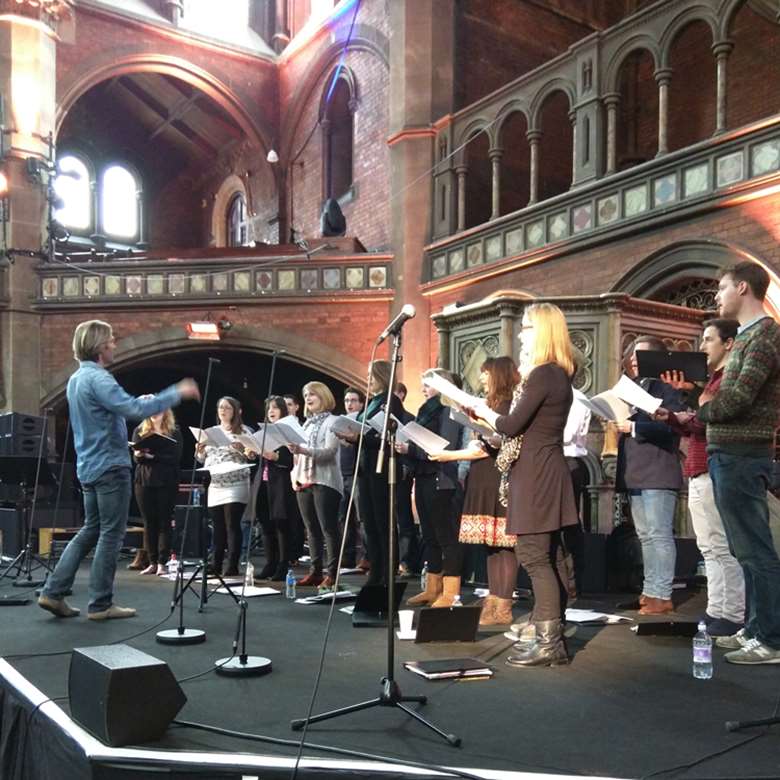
[515,530,569,621]
[296,484,341,577]
[211,502,246,574]
[135,483,177,565]
[415,475,462,576]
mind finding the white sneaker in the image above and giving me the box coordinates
[88,605,137,621]
[725,637,780,665]
[715,627,749,650]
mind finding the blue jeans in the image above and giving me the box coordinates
[709,451,780,648]
[630,489,677,600]
[43,466,132,613]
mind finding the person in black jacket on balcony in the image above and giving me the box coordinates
[398,368,465,607]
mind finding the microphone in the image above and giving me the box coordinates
[208,357,221,365]
[377,304,416,344]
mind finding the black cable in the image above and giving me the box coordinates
[173,718,489,780]
[174,653,236,685]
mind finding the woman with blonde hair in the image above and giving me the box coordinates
[132,410,183,575]
[471,303,578,667]
[289,381,343,591]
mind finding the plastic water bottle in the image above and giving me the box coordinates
[193,486,202,507]
[693,620,713,679]
[285,568,297,600]
[420,563,428,592]
[166,552,179,576]
[451,594,462,607]
[244,560,255,588]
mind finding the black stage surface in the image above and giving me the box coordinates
[2,555,780,779]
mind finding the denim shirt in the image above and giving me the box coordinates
[67,361,182,485]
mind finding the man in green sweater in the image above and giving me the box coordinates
[698,261,780,664]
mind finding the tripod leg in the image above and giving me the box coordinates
[290,697,382,731]
[395,702,461,746]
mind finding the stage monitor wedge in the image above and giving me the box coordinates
[68,644,186,747]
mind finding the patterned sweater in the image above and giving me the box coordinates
[697,316,780,456]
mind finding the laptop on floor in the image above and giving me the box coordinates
[352,582,407,627]
[414,605,481,643]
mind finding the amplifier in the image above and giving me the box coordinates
[0,413,45,437]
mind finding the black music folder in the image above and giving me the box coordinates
[635,350,708,383]
[403,657,492,680]
[130,432,178,456]
[414,605,481,643]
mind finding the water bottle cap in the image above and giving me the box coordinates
[697,621,706,631]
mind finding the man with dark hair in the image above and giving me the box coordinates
[338,386,365,568]
[698,261,780,664]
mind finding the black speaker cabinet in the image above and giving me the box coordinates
[68,644,186,747]
[172,504,205,557]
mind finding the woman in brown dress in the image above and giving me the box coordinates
[430,356,519,625]
[471,303,578,667]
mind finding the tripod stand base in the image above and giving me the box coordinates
[13,578,44,588]
[215,655,272,676]
[156,627,206,645]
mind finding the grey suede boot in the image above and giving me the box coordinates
[506,619,569,668]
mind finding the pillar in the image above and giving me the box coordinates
[655,68,672,157]
[527,129,541,204]
[713,42,733,135]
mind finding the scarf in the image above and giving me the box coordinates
[495,381,525,508]
[357,392,386,423]
[299,412,329,485]
[415,395,443,430]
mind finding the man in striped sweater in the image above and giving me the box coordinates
[697,261,780,664]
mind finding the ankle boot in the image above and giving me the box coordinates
[127,549,149,570]
[506,619,569,668]
[432,575,461,608]
[257,533,279,579]
[479,595,497,625]
[406,572,443,605]
[481,597,513,626]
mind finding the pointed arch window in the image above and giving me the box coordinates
[101,164,141,240]
[54,154,92,232]
[227,193,248,247]
[322,69,357,202]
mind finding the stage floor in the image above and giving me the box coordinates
[2,555,780,779]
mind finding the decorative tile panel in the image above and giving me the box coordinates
[126,276,142,296]
[212,273,229,293]
[548,212,569,241]
[448,248,465,273]
[368,266,387,288]
[572,203,592,233]
[466,243,482,267]
[323,268,341,289]
[83,276,100,297]
[41,277,59,299]
[597,194,619,225]
[653,174,677,206]
[190,274,207,293]
[505,227,523,254]
[277,270,296,291]
[233,271,251,292]
[105,275,122,296]
[683,163,709,198]
[431,255,447,278]
[526,220,544,248]
[168,274,186,295]
[624,184,648,217]
[300,268,318,290]
[485,235,502,261]
[147,274,164,295]
[345,267,364,289]
[752,139,780,177]
[716,152,744,187]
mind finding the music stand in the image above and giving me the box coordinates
[0,454,56,588]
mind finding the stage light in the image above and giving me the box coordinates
[266,149,279,164]
[0,170,8,198]
[185,321,220,341]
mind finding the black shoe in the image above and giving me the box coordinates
[270,566,287,582]
[708,617,745,637]
[257,562,276,579]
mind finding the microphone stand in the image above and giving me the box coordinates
[156,357,222,645]
[290,328,460,746]
[213,350,282,677]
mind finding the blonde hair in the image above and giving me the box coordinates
[302,381,336,416]
[72,320,112,362]
[522,303,575,377]
[139,410,176,437]
[370,360,395,394]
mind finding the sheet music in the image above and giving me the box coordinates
[402,420,449,454]
[420,371,483,411]
[612,374,662,415]
[331,415,364,437]
[272,420,307,446]
[370,410,409,443]
[449,407,494,436]
[188,425,233,447]
[196,461,253,475]
[573,389,631,423]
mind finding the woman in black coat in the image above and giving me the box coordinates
[256,395,301,580]
[472,303,578,667]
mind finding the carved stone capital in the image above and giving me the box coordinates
[0,0,74,29]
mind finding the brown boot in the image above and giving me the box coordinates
[480,597,513,626]
[479,595,497,625]
[406,572,443,606]
[127,549,149,570]
[432,576,461,608]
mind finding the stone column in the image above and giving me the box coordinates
[713,42,733,135]
[498,304,516,357]
[569,110,577,185]
[655,68,672,156]
[455,164,467,232]
[603,93,620,174]
[489,147,502,220]
[320,118,332,199]
[527,129,541,205]
[0,2,69,414]
[435,321,450,369]
[389,0,456,406]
